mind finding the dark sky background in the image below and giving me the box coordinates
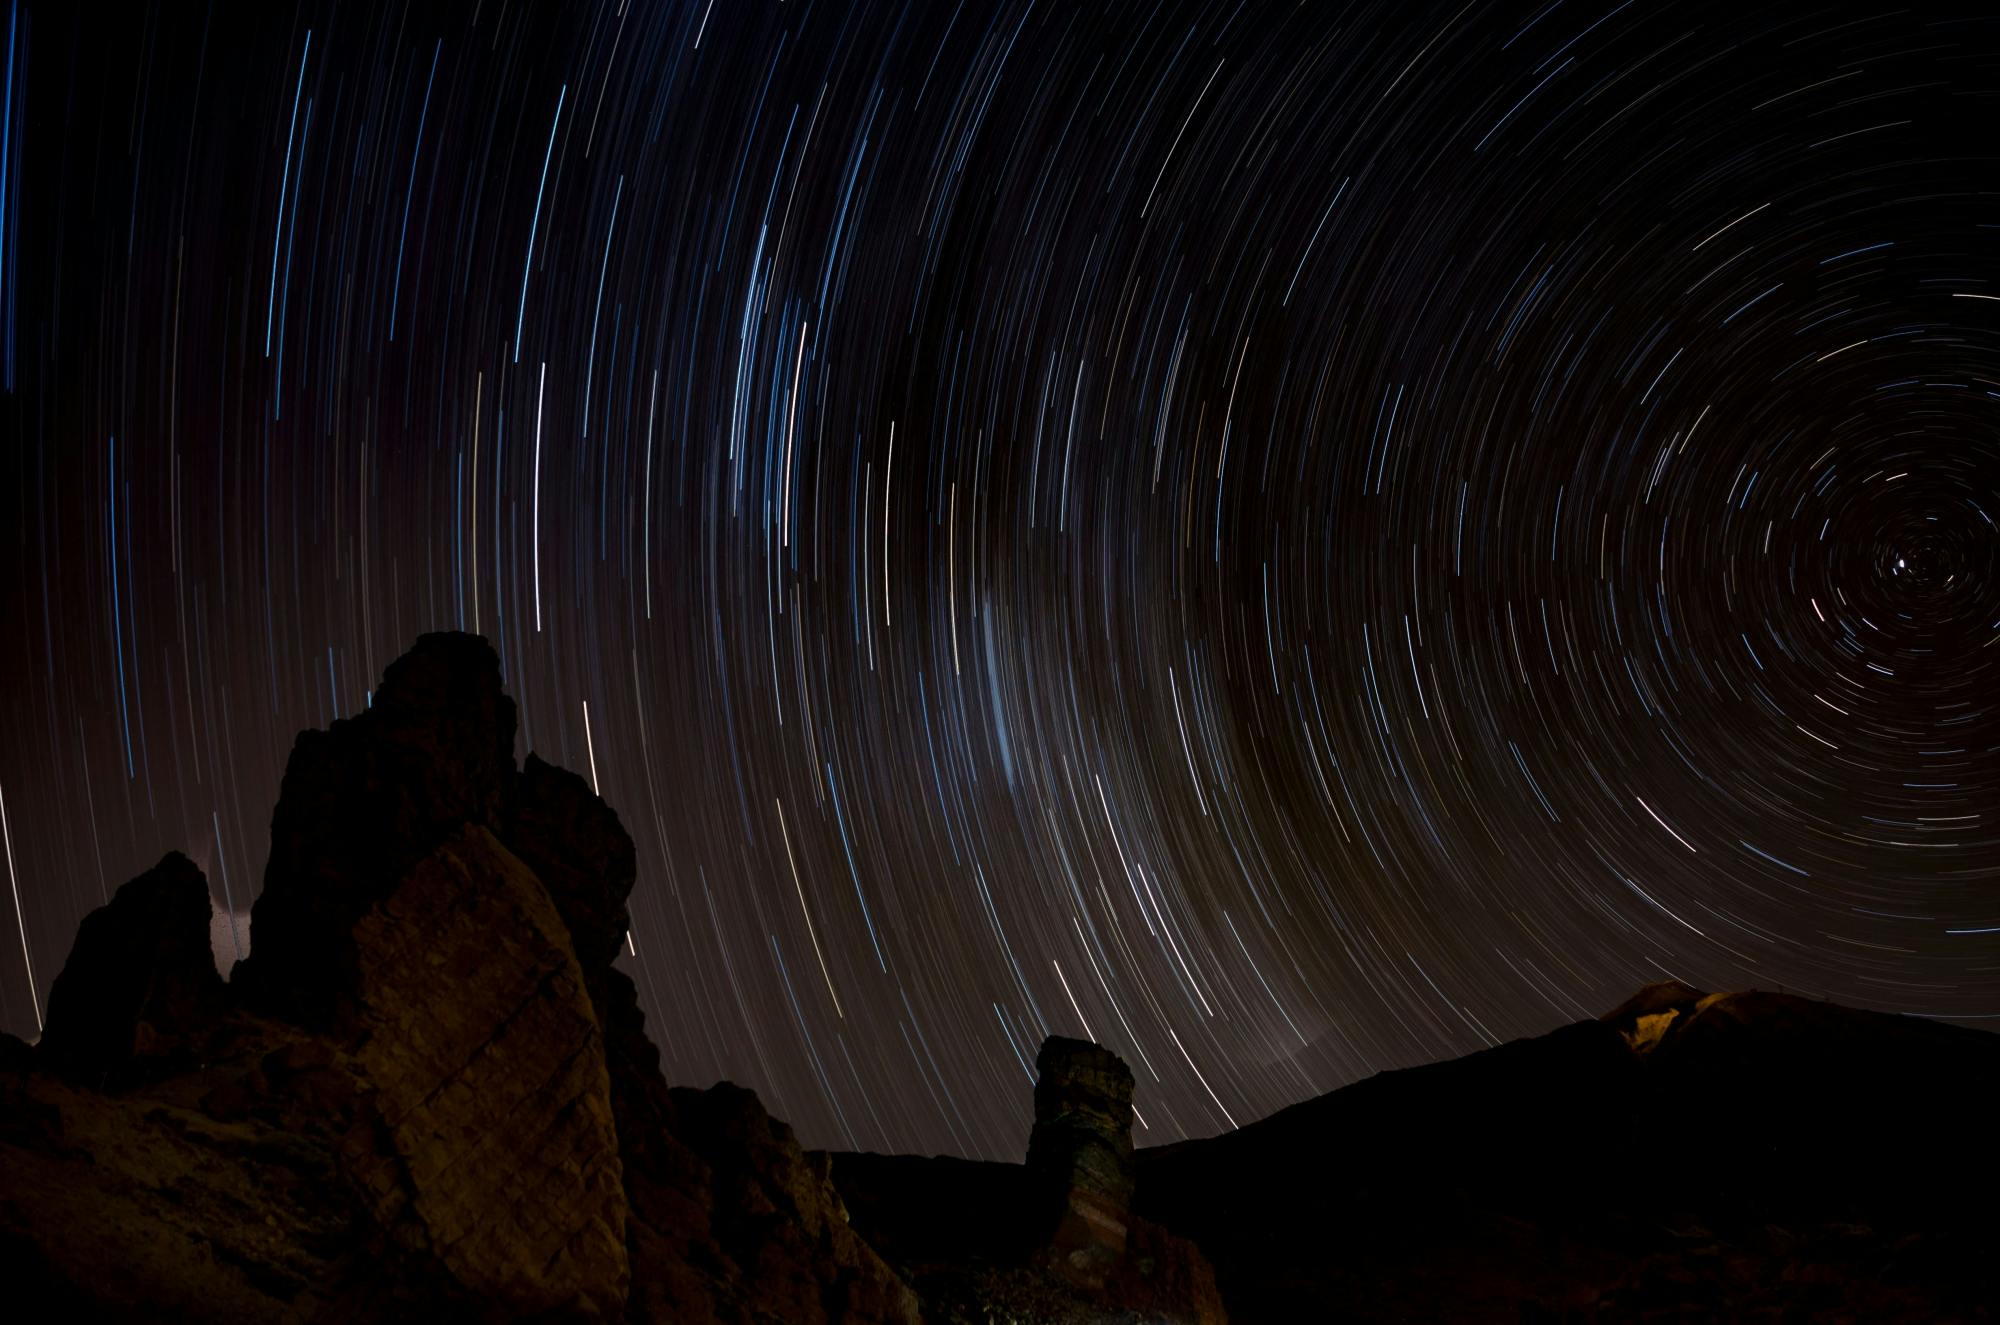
[2,0,1997,1158]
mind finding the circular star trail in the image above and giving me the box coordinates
[2,0,1998,1156]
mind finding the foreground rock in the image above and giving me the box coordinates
[342,825,628,1315]
[0,633,916,1323]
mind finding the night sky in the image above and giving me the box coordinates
[2,0,1998,1159]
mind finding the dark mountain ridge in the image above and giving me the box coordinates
[1124,980,1999,1321]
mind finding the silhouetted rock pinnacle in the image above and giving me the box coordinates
[234,631,522,1029]
[36,851,225,1090]
[512,752,636,972]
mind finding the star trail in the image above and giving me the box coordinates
[2,0,1998,1159]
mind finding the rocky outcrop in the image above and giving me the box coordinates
[35,852,226,1089]
[0,633,916,1323]
[832,1036,1226,1325]
[511,753,635,972]
[660,1081,923,1323]
[235,633,521,1031]
[342,825,628,1315]
[593,960,920,1324]
[1598,978,1713,1051]
[1025,1036,1137,1290]
[0,1021,475,1321]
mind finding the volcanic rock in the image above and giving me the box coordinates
[340,824,628,1315]
[1025,1036,1137,1289]
[233,632,521,1029]
[8,630,1995,1323]
[510,752,636,973]
[0,633,918,1323]
[36,851,227,1089]
[832,1036,1226,1324]
[591,959,921,1324]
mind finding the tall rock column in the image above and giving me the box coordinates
[1026,1036,1137,1291]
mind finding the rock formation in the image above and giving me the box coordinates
[0,633,916,1324]
[340,824,629,1315]
[36,851,227,1089]
[831,1036,1227,1324]
[233,632,523,1031]
[1025,1037,1137,1290]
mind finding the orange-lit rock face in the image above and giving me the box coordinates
[1624,1009,1680,1052]
[347,825,629,1315]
